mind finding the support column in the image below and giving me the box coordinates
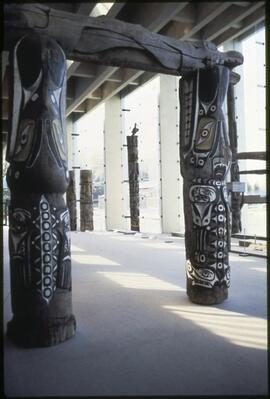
[6,33,76,346]
[127,134,140,231]
[159,75,184,234]
[180,66,232,305]
[104,96,128,230]
[66,170,77,231]
[80,169,94,231]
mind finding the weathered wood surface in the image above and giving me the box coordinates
[227,82,242,234]
[180,66,231,305]
[127,135,140,232]
[66,170,77,231]
[237,151,267,160]
[80,169,94,231]
[4,3,243,76]
[6,33,76,346]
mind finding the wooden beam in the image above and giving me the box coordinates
[66,2,125,81]
[243,195,267,204]
[2,120,9,133]
[75,3,97,16]
[72,62,97,78]
[201,2,264,41]
[2,51,9,82]
[4,3,243,119]
[237,151,266,160]
[239,169,268,175]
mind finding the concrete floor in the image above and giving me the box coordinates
[3,227,268,396]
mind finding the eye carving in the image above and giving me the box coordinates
[21,131,28,145]
[210,105,216,112]
[199,109,204,115]
[201,129,208,138]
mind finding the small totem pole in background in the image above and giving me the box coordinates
[127,123,140,231]
[66,170,77,231]
[80,169,94,231]
[227,75,243,234]
[180,66,231,305]
[6,33,76,346]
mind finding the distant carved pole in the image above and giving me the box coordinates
[180,66,232,305]
[127,130,140,231]
[66,170,77,231]
[227,78,243,234]
[80,169,93,231]
[6,33,76,346]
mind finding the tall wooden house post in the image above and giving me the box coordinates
[80,169,94,231]
[179,66,232,305]
[127,127,140,231]
[6,33,76,346]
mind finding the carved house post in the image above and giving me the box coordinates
[80,169,94,231]
[180,66,232,305]
[227,77,243,234]
[6,33,76,346]
[127,133,140,231]
[66,170,77,231]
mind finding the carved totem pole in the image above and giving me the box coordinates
[180,66,231,304]
[66,170,77,231]
[227,77,243,234]
[80,169,94,231]
[6,33,76,346]
[127,124,140,231]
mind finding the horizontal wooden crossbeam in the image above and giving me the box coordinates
[4,3,243,77]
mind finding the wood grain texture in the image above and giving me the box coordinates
[4,3,243,76]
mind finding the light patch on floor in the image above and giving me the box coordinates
[97,272,185,291]
[163,305,267,350]
[229,255,257,263]
[250,267,267,273]
[71,244,86,252]
[140,242,181,250]
[110,236,141,241]
[72,254,120,266]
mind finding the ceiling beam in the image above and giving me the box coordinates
[118,2,264,101]
[201,2,264,41]
[66,2,190,116]
[161,2,233,40]
[214,6,265,46]
[2,99,8,119]
[66,2,126,80]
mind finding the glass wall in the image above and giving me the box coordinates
[76,104,106,231]
[122,77,162,233]
[235,26,266,237]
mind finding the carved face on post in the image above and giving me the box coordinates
[180,66,232,303]
[6,33,69,194]
[6,33,76,347]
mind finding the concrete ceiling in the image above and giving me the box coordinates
[2,1,266,139]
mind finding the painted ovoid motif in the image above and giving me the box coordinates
[6,33,76,346]
[180,66,231,304]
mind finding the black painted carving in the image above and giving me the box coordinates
[180,66,231,305]
[6,33,76,346]
[80,169,93,231]
[127,130,140,231]
[66,170,77,231]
